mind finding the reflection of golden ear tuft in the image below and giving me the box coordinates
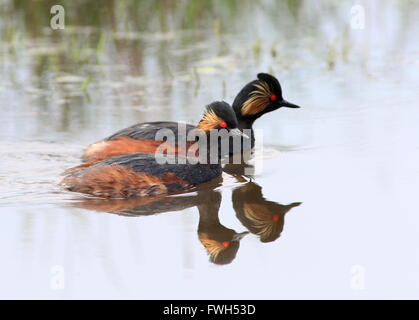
[198,233,226,260]
[242,81,272,115]
[243,203,278,241]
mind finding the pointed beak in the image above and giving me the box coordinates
[230,128,249,140]
[232,231,249,242]
[280,99,300,109]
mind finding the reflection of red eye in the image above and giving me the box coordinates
[222,241,230,248]
[270,94,277,101]
[220,122,227,128]
[273,215,279,222]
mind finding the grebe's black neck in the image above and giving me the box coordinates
[237,117,256,130]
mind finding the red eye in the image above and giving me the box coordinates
[273,215,279,222]
[270,94,277,101]
[220,122,227,128]
[222,241,230,248]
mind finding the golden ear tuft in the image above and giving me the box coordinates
[241,81,273,115]
[197,109,224,131]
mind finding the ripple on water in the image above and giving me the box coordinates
[0,141,84,207]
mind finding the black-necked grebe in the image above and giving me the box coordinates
[82,73,300,163]
[60,101,246,198]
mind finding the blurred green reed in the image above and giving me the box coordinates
[0,0,417,110]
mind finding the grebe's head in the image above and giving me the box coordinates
[197,101,245,138]
[232,73,300,121]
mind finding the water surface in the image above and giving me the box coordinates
[1,0,419,299]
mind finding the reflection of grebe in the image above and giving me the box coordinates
[82,73,300,163]
[232,182,301,242]
[70,181,248,265]
[197,190,248,265]
[67,177,301,263]
[71,177,223,216]
[60,102,246,198]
